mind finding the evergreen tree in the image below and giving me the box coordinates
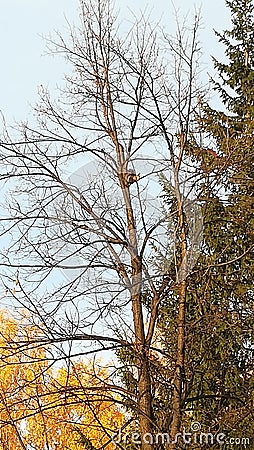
[154,1,253,447]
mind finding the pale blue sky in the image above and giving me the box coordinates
[0,0,230,123]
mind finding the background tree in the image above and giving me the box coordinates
[0,309,124,450]
[155,0,253,447]
[0,0,203,447]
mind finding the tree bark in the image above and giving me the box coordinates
[132,260,154,450]
[169,279,187,448]
[119,167,154,449]
[170,193,187,449]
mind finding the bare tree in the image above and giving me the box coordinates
[0,0,203,448]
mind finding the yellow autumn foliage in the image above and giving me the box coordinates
[0,310,124,449]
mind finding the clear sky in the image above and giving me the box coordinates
[0,0,230,124]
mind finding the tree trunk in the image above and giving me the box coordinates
[137,351,154,449]
[121,172,154,449]
[169,279,187,448]
[170,197,187,449]
[131,259,154,449]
